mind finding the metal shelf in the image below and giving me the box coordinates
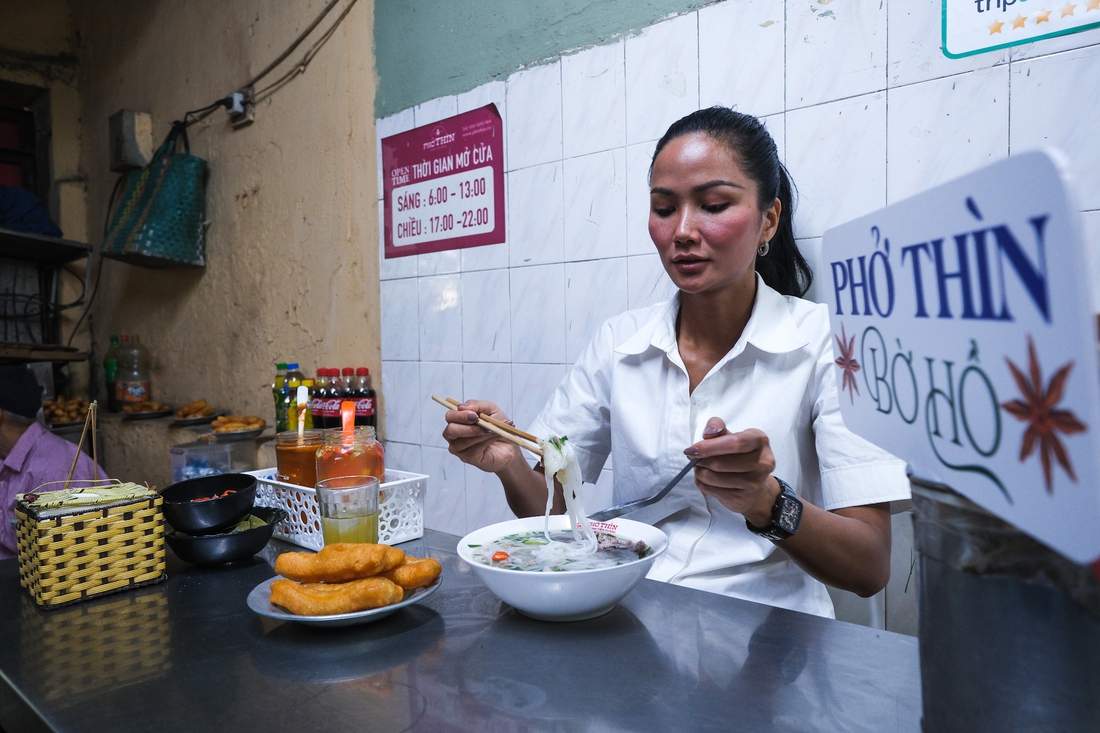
[0,227,91,267]
[0,341,86,364]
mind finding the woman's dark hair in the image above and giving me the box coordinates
[650,106,812,298]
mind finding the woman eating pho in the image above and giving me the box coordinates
[443,107,909,617]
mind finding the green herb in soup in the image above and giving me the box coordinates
[471,531,650,572]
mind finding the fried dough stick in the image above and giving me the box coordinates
[383,556,442,590]
[270,577,404,616]
[274,543,406,583]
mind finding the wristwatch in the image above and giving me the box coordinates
[745,477,803,541]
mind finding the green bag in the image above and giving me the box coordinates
[101,122,207,268]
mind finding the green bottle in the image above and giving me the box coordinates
[103,335,121,411]
[273,362,288,432]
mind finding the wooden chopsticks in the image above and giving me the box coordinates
[431,395,543,457]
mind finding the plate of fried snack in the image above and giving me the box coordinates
[173,399,220,425]
[206,415,267,441]
[44,396,91,426]
[247,543,443,627]
[122,400,174,419]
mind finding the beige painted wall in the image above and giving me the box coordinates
[72,0,380,436]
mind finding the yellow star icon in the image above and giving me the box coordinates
[1088,0,1100,11]
[1035,9,1052,23]
[1011,13,1028,28]
[989,19,1005,34]
[1061,2,1078,17]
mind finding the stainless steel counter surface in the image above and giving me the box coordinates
[0,531,921,732]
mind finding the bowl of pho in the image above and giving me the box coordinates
[459,515,667,622]
[458,435,667,622]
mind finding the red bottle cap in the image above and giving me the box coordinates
[356,367,368,376]
[342,367,354,376]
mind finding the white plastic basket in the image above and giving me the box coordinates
[247,468,426,550]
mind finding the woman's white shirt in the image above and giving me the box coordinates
[529,275,910,617]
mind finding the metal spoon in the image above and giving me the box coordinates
[588,457,700,523]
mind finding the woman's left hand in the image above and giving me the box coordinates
[686,418,893,597]
[684,417,781,527]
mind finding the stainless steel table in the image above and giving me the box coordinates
[0,531,921,732]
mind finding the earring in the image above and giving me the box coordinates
[757,241,770,257]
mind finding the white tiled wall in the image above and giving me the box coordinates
[378,0,1100,537]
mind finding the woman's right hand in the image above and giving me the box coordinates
[442,400,523,474]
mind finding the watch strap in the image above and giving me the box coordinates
[745,477,802,541]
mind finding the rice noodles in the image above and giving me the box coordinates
[469,435,651,572]
[539,436,597,555]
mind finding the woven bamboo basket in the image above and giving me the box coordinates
[15,401,167,609]
[16,481,167,609]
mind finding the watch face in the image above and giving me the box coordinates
[776,495,803,534]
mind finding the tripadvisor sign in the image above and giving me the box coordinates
[823,151,1099,565]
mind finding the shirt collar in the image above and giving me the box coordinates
[746,274,810,354]
[1,421,45,473]
[614,274,809,357]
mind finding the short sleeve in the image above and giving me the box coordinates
[810,326,910,511]
[528,321,615,484]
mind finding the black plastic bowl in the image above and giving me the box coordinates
[166,507,286,566]
[160,473,257,535]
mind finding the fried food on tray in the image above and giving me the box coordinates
[274,542,406,584]
[123,401,172,413]
[383,556,443,590]
[44,396,90,424]
[270,576,405,616]
[211,414,266,433]
[176,400,217,419]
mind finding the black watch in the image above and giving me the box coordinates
[745,477,802,541]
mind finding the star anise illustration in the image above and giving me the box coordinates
[1001,336,1087,494]
[834,324,860,403]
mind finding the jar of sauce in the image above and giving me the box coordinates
[316,426,385,482]
[276,429,324,487]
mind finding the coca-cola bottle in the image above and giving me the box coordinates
[354,367,376,427]
[314,368,333,429]
[324,368,346,429]
[310,369,328,428]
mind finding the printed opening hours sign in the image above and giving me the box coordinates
[382,104,505,258]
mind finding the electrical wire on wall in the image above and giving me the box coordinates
[182,0,360,127]
[65,0,362,348]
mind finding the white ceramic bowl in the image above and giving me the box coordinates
[457,515,668,622]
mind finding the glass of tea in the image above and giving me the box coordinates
[276,430,324,487]
[315,475,379,545]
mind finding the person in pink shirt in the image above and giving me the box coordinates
[0,366,107,560]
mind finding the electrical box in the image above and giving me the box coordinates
[108,110,153,172]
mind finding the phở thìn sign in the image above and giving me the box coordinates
[382,104,505,258]
[823,150,1100,564]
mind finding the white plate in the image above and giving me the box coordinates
[247,575,442,627]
